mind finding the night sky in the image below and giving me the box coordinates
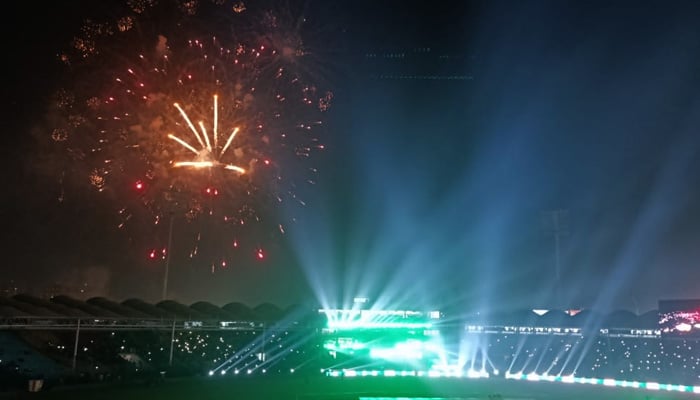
[3,1,700,312]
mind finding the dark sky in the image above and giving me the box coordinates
[3,1,700,312]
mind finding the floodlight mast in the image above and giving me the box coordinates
[543,209,569,308]
[162,212,174,301]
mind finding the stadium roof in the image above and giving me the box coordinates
[0,294,661,329]
[0,294,285,322]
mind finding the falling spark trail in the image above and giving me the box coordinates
[170,95,245,174]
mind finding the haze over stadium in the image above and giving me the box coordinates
[3,0,700,309]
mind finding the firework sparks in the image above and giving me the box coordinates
[40,0,332,269]
[169,95,246,174]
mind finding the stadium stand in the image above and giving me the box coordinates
[0,295,698,396]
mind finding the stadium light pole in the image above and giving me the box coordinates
[162,212,175,300]
[542,209,568,308]
[72,318,81,371]
[262,323,266,362]
[168,318,176,366]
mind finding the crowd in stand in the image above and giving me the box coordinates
[477,333,699,385]
[1,326,698,392]
[1,294,699,392]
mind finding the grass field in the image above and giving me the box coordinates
[4,375,697,400]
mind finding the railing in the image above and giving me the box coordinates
[462,324,663,338]
[0,316,265,331]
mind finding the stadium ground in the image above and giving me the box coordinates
[3,375,696,400]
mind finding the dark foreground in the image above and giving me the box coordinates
[1,375,696,400]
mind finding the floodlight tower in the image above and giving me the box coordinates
[161,188,186,301]
[542,209,569,308]
[161,211,175,300]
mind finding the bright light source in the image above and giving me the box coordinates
[328,320,433,330]
[353,297,369,304]
[526,373,540,381]
[368,340,425,360]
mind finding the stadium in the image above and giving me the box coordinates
[1,294,698,399]
[5,0,700,399]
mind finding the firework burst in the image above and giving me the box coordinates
[41,0,332,270]
[170,95,246,174]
